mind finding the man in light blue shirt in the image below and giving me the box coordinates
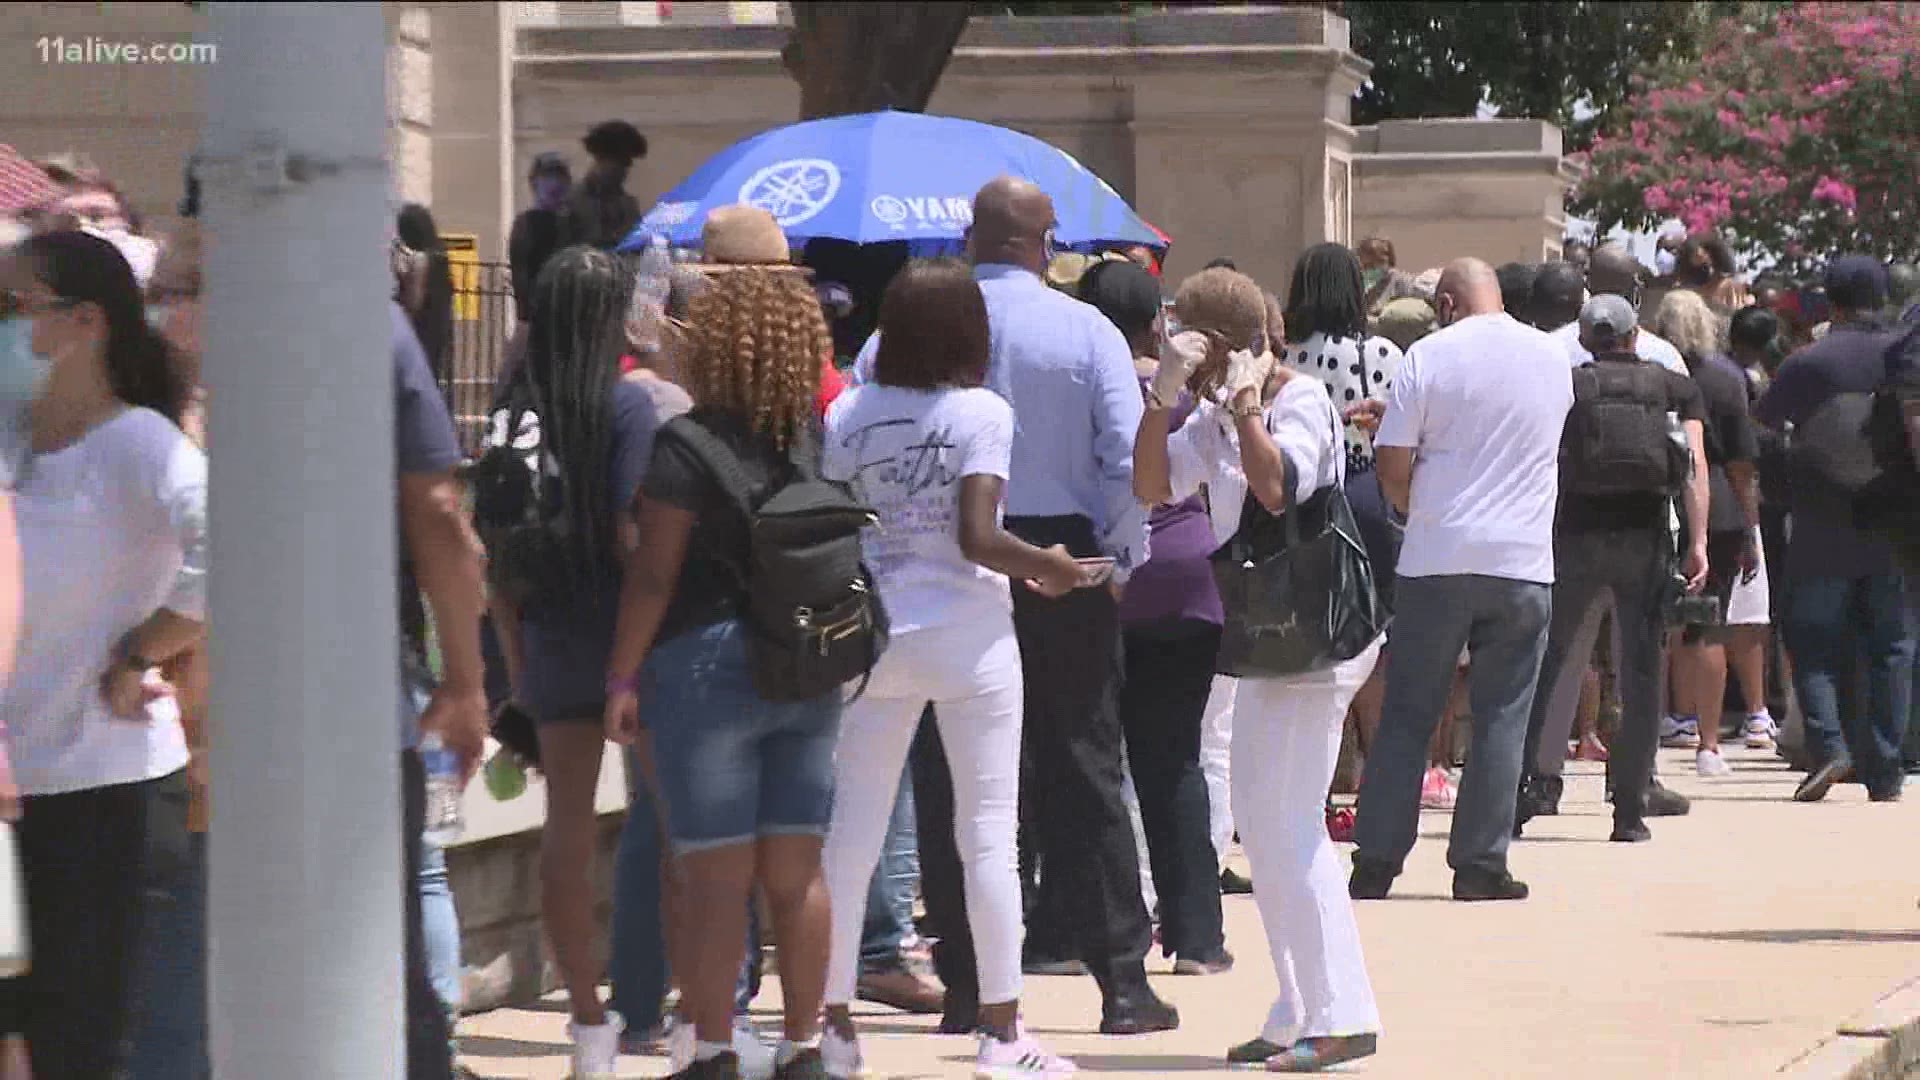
[856,177,1172,1033]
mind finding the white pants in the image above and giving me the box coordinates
[1202,675,1238,862]
[822,617,1027,1006]
[1234,639,1384,1043]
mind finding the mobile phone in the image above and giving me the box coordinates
[1074,557,1116,587]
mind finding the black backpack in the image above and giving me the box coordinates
[1857,323,1920,567]
[467,386,576,609]
[1562,360,1691,497]
[662,417,889,703]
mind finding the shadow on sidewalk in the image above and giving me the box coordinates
[1665,928,1920,945]
[456,1034,570,1057]
[1063,1052,1241,1072]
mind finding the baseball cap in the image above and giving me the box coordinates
[1579,293,1638,349]
[1824,254,1889,312]
[528,151,570,180]
[1078,258,1162,340]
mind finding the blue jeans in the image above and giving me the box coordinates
[420,838,462,1022]
[608,758,761,1031]
[1353,574,1552,877]
[1785,572,1916,795]
[129,832,209,1080]
[644,620,842,852]
[861,763,918,969]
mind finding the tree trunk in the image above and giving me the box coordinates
[782,2,973,120]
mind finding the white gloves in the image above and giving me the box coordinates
[1152,329,1210,407]
[1224,347,1275,399]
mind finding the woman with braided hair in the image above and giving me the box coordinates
[484,244,669,1077]
[602,206,840,1080]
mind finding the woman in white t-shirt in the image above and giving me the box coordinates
[0,231,205,1076]
[819,260,1084,1080]
[1134,267,1383,1074]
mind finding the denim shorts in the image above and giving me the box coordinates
[643,619,842,854]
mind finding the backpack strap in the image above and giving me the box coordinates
[665,417,761,521]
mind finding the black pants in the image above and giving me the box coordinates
[910,708,977,1009]
[1119,621,1225,963]
[402,750,454,1080]
[1522,526,1670,824]
[0,770,189,1078]
[1005,515,1153,996]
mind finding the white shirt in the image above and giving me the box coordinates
[1376,312,1572,584]
[1554,320,1688,374]
[823,384,1015,635]
[1281,332,1404,473]
[1166,376,1346,549]
[5,408,204,795]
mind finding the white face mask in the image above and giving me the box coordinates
[0,318,51,404]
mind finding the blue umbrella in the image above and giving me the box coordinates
[618,110,1167,254]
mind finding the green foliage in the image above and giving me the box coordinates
[1341,1,1754,149]
[1579,2,1920,274]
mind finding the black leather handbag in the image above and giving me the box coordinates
[1210,458,1386,678]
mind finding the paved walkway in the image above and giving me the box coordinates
[456,742,1920,1078]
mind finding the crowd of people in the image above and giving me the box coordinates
[0,109,1912,1080]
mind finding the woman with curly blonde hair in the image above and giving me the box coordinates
[602,206,837,1080]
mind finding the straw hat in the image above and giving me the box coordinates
[696,204,803,271]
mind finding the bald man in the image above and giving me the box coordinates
[1354,258,1572,902]
[853,176,1170,1032]
[1553,243,1687,373]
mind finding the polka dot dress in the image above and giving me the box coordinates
[1282,332,1403,474]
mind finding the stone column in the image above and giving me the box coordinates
[429,1,515,259]
[1127,7,1368,289]
[387,3,433,206]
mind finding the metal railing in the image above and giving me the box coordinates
[445,260,515,454]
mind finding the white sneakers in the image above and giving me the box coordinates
[1659,715,1700,749]
[823,1025,1076,1080]
[667,1016,778,1079]
[1744,712,1778,749]
[567,1010,624,1080]
[1696,748,1733,777]
[821,1026,870,1079]
[975,1032,1078,1079]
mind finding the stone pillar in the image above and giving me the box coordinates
[387,3,434,206]
[1127,7,1368,290]
[429,1,515,259]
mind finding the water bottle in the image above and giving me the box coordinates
[420,731,466,845]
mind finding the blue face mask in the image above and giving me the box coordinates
[0,319,50,405]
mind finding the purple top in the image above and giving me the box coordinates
[1118,379,1225,629]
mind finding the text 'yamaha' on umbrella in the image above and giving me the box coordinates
[617,109,1167,254]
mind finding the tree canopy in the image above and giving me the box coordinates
[1578,1,1919,273]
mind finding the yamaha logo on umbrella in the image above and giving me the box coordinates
[868,194,973,231]
[738,158,841,227]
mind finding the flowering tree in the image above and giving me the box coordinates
[1578,2,1919,274]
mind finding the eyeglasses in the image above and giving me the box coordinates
[0,291,77,320]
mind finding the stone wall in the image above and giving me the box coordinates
[1350,118,1580,275]
[0,2,209,238]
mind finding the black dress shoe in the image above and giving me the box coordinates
[1610,819,1652,842]
[1869,786,1904,803]
[1100,988,1180,1035]
[1348,860,1395,900]
[1794,759,1853,803]
[1644,780,1691,817]
[1453,868,1529,901]
[1219,867,1254,895]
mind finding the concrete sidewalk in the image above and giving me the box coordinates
[456,743,1920,1078]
